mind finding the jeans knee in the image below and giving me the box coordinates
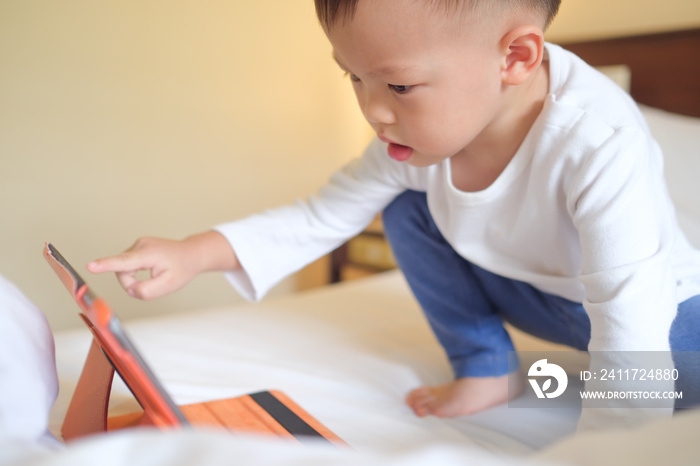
[670,295,700,351]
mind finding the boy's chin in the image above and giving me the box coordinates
[403,153,445,168]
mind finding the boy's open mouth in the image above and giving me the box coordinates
[387,142,413,162]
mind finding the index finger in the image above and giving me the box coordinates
[87,251,152,275]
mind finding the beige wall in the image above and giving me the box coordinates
[0,1,367,330]
[2,1,699,331]
[547,0,700,42]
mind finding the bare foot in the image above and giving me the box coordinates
[406,373,524,418]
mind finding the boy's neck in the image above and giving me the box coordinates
[450,59,550,193]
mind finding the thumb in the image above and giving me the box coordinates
[127,270,187,301]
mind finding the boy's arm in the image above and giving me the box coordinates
[571,127,677,429]
[571,127,677,352]
[87,231,239,300]
[212,138,415,302]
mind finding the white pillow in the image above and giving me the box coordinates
[595,64,632,93]
[0,274,60,447]
[639,104,700,247]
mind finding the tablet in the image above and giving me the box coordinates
[44,242,188,427]
[44,243,343,445]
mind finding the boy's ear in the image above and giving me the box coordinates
[499,25,545,85]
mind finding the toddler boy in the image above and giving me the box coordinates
[89,0,700,420]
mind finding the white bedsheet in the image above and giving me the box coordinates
[7,270,699,466]
[6,409,700,466]
[47,272,580,455]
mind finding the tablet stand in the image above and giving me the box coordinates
[61,338,344,444]
[62,338,118,440]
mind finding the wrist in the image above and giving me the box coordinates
[184,231,240,274]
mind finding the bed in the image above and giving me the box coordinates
[2,28,700,466]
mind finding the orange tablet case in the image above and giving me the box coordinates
[44,243,343,445]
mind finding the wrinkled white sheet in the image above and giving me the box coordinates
[1,429,538,466]
[40,270,700,466]
[48,272,581,455]
[6,378,700,466]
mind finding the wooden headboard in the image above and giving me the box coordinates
[560,28,700,118]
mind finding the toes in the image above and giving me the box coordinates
[406,386,429,402]
[406,387,435,417]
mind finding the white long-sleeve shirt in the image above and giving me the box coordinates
[215,43,700,353]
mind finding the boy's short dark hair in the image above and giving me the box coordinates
[315,0,562,31]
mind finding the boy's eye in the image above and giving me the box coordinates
[389,84,412,94]
[346,73,361,83]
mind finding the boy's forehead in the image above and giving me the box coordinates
[327,0,483,71]
[325,0,488,49]
[349,0,466,27]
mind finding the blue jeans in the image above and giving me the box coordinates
[382,191,700,406]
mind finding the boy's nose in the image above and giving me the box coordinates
[361,91,396,126]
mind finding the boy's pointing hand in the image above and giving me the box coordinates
[87,232,239,301]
